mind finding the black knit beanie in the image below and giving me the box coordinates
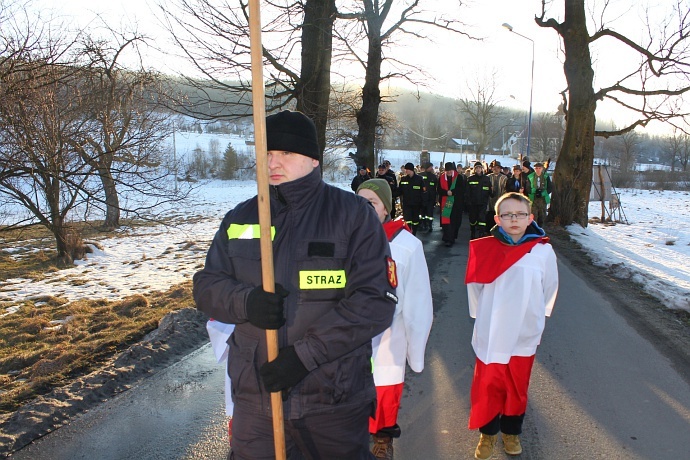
[266,110,320,160]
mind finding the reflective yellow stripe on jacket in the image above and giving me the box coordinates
[227,224,276,240]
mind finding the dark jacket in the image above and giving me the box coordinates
[377,170,398,198]
[419,170,438,205]
[505,173,531,197]
[350,172,371,192]
[193,168,396,419]
[465,173,493,207]
[397,172,426,206]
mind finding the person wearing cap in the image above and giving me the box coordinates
[193,110,397,459]
[356,179,433,460]
[396,162,426,235]
[377,162,399,219]
[437,161,467,247]
[351,164,372,192]
[418,162,438,233]
[465,162,493,239]
[527,162,552,227]
[486,161,507,230]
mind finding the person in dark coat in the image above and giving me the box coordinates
[396,162,426,235]
[193,110,397,460]
[377,162,399,219]
[418,162,438,233]
[437,162,466,247]
[351,165,371,192]
[505,164,531,197]
[465,162,493,239]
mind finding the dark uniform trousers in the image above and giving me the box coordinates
[229,401,375,460]
[469,205,488,239]
[402,204,422,235]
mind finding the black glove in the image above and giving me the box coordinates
[259,346,309,393]
[246,284,289,329]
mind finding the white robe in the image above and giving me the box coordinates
[206,320,235,416]
[372,229,434,386]
[467,243,558,364]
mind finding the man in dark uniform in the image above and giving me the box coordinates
[418,162,438,233]
[193,110,397,460]
[465,161,493,239]
[396,162,426,235]
[377,162,398,219]
[351,165,371,192]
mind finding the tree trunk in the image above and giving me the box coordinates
[296,0,336,167]
[352,1,383,172]
[101,168,120,231]
[548,0,596,227]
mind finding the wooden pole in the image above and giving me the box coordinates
[247,1,287,459]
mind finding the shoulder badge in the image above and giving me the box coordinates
[387,257,398,288]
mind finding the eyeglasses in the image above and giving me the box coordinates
[499,212,529,220]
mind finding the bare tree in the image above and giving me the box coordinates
[609,129,640,175]
[335,0,472,170]
[537,0,690,226]
[531,111,564,162]
[459,72,505,158]
[0,58,97,264]
[157,0,336,164]
[71,31,175,230]
[1,7,188,262]
[665,129,690,172]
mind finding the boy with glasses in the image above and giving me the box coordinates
[464,192,559,459]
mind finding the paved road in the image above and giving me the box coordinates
[11,226,690,459]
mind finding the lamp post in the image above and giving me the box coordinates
[502,22,534,161]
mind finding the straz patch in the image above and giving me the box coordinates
[387,257,398,288]
[299,270,347,290]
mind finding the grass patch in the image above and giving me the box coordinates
[0,218,176,283]
[0,281,195,414]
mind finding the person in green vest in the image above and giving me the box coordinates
[527,162,552,227]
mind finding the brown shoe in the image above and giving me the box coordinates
[474,433,497,459]
[502,433,522,455]
[372,434,394,459]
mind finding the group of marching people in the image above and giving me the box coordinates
[195,111,558,460]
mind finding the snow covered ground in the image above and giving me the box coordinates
[568,189,690,311]
[0,132,688,314]
[1,179,688,314]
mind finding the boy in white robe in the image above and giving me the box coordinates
[357,179,433,460]
[464,192,559,459]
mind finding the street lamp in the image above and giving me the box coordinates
[502,22,534,161]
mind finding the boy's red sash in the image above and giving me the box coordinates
[383,217,408,241]
[465,236,549,284]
